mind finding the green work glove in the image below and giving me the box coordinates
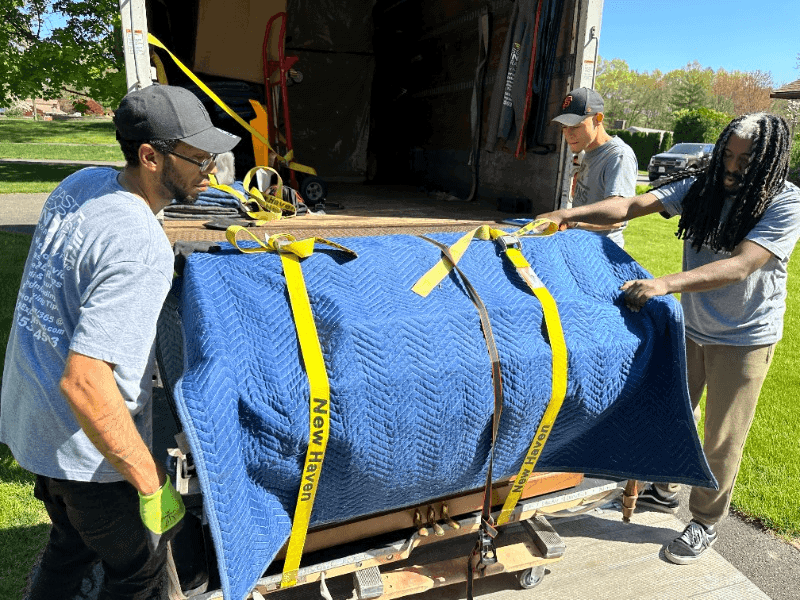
[139,475,186,552]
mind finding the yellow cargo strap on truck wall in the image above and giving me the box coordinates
[411,219,568,526]
[224,228,357,587]
[147,34,317,176]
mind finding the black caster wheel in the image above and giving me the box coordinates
[518,565,545,589]
[300,175,328,205]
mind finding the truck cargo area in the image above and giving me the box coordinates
[136,0,605,220]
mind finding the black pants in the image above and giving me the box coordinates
[28,476,168,600]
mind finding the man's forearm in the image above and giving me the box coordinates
[571,221,626,231]
[563,197,633,226]
[538,193,663,227]
[60,351,164,495]
[621,240,773,311]
[660,250,767,295]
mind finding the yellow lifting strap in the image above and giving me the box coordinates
[150,51,168,84]
[410,219,569,526]
[224,228,356,587]
[208,167,296,223]
[241,166,296,220]
[411,219,557,296]
[147,33,317,176]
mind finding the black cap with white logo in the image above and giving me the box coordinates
[113,84,240,153]
[551,87,605,126]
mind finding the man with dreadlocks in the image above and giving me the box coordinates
[538,112,800,564]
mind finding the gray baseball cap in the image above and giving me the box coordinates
[551,87,604,126]
[114,84,240,153]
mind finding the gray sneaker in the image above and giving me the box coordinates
[636,484,680,513]
[665,521,718,564]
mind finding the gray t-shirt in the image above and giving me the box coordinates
[652,177,800,346]
[0,167,174,481]
[572,135,638,248]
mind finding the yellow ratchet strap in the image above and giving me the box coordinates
[208,168,294,223]
[224,228,356,587]
[147,34,316,176]
[411,219,558,297]
[411,226,489,297]
[491,222,568,526]
[410,219,568,526]
[241,166,296,221]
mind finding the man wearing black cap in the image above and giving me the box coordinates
[552,87,637,248]
[1,84,239,599]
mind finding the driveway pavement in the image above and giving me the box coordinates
[0,192,48,234]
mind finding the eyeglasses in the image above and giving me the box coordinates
[167,150,217,172]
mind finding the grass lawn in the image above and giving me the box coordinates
[0,119,122,194]
[0,163,90,194]
[0,142,123,163]
[0,118,117,144]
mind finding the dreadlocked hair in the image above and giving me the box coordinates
[674,113,791,253]
[650,166,706,190]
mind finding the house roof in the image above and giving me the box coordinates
[770,78,800,99]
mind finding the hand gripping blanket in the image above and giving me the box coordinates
[164,229,715,600]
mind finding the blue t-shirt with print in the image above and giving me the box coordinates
[0,167,174,481]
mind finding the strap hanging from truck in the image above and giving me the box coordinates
[147,34,316,176]
[224,228,356,588]
[514,0,544,158]
[463,5,490,202]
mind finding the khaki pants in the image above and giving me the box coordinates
[657,337,775,527]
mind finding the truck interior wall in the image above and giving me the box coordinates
[284,0,376,181]
[370,0,573,211]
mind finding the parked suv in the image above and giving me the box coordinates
[648,143,715,181]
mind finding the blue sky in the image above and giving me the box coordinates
[599,0,799,87]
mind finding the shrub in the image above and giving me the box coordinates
[788,133,800,186]
[672,107,733,143]
[74,98,105,116]
[659,131,673,153]
[607,129,663,168]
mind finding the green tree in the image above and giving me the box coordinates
[596,57,671,129]
[672,107,733,143]
[0,1,124,109]
[667,62,714,113]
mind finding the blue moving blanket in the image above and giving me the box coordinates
[168,229,715,600]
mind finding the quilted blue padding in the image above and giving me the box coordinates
[171,229,715,600]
